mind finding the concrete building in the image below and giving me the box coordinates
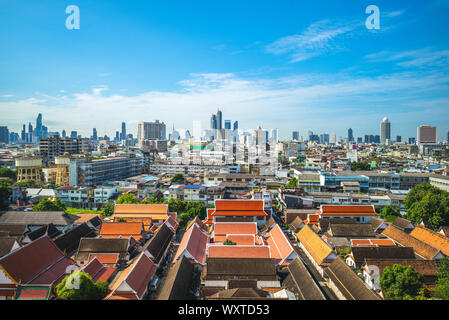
[39,135,89,163]
[380,117,391,144]
[15,157,43,183]
[417,125,437,145]
[430,175,449,193]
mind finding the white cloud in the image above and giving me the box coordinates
[365,47,449,68]
[0,94,13,98]
[92,85,109,95]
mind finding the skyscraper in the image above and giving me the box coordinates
[137,120,167,142]
[210,114,217,129]
[233,121,238,131]
[62,130,66,138]
[292,131,299,141]
[36,113,42,131]
[121,122,126,141]
[216,109,222,130]
[380,117,391,144]
[70,131,77,138]
[348,128,354,142]
[417,125,437,144]
[92,128,98,140]
[0,126,9,144]
[271,128,279,143]
[224,120,231,130]
[21,124,26,142]
[396,136,402,143]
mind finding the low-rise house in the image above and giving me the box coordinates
[296,225,337,271]
[369,217,388,233]
[324,257,381,300]
[0,224,28,242]
[201,257,280,296]
[0,236,77,300]
[158,255,195,300]
[105,251,158,300]
[173,222,209,265]
[318,205,378,223]
[264,224,297,266]
[112,204,169,229]
[0,237,20,258]
[346,246,416,269]
[327,223,376,239]
[362,259,438,292]
[74,214,103,231]
[99,222,145,241]
[0,211,78,231]
[21,223,61,245]
[206,200,268,227]
[142,223,174,267]
[392,217,414,233]
[382,225,445,260]
[289,216,305,234]
[80,257,117,283]
[75,238,130,267]
[53,223,97,256]
[319,217,357,233]
[409,226,449,256]
[282,257,326,300]
[285,209,316,224]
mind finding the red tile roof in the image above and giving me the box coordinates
[207,245,271,259]
[226,235,255,246]
[173,223,209,265]
[351,239,396,247]
[81,257,116,283]
[265,224,296,265]
[114,204,168,214]
[215,200,264,211]
[88,253,119,266]
[0,236,76,285]
[320,205,377,216]
[213,222,257,242]
[99,222,143,240]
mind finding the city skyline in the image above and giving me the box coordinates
[1,1,449,140]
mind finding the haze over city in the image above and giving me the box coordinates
[1,0,449,140]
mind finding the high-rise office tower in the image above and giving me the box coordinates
[233,121,238,131]
[224,120,231,130]
[137,120,167,142]
[292,131,299,141]
[36,113,42,131]
[92,128,98,140]
[121,122,126,141]
[70,131,77,138]
[447,130,449,142]
[417,125,437,144]
[210,114,217,129]
[348,128,354,142]
[320,134,330,144]
[0,126,9,144]
[21,124,26,141]
[396,136,402,143]
[271,128,279,143]
[380,117,391,144]
[62,130,66,138]
[409,137,416,145]
[216,109,222,130]
[115,131,120,141]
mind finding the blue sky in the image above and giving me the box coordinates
[1,0,449,140]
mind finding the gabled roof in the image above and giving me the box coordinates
[284,257,326,300]
[0,237,19,258]
[0,211,78,226]
[319,218,357,233]
[363,259,438,277]
[75,214,103,226]
[320,205,377,217]
[324,257,381,300]
[107,251,157,300]
[259,216,276,233]
[0,224,27,237]
[76,238,129,263]
[369,217,387,231]
[186,216,208,232]
[349,246,416,266]
[26,223,61,242]
[211,200,267,217]
[204,258,277,281]
[265,224,296,265]
[158,255,194,300]
[142,223,173,265]
[99,222,143,240]
[15,285,52,300]
[164,216,179,234]
[328,223,376,238]
[53,223,97,255]
[207,245,271,259]
[382,225,441,260]
[0,236,76,285]
[174,223,209,265]
[350,238,396,247]
[114,204,168,215]
[213,222,257,242]
[296,225,334,266]
[410,226,449,256]
[81,257,116,283]
[289,216,305,233]
[392,217,414,231]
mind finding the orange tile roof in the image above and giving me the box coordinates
[173,223,209,265]
[17,288,49,299]
[296,225,333,266]
[265,224,295,264]
[88,253,119,265]
[320,205,377,216]
[114,204,168,214]
[207,245,271,259]
[215,200,264,211]
[305,214,320,225]
[99,222,143,240]
[382,225,441,260]
[351,239,396,247]
[75,214,103,224]
[212,210,267,217]
[410,226,449,256]
[204,209,214,225]
[226,235,255,246]
[214,222,257,239]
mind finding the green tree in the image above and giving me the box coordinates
[0,180,12,210]
[435,257,449,300]
[56,271,109,300]
[116,193,137,204]
[0,168,17,181]
[350,161,371,171]
[286,177,298,188]
[14,180,43,188]
[381,205,401,222]
[32,198,66,211]
[380,264,425,300]
[170,174,185,184]
[101,202,115,218]
[223,239,237,245]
